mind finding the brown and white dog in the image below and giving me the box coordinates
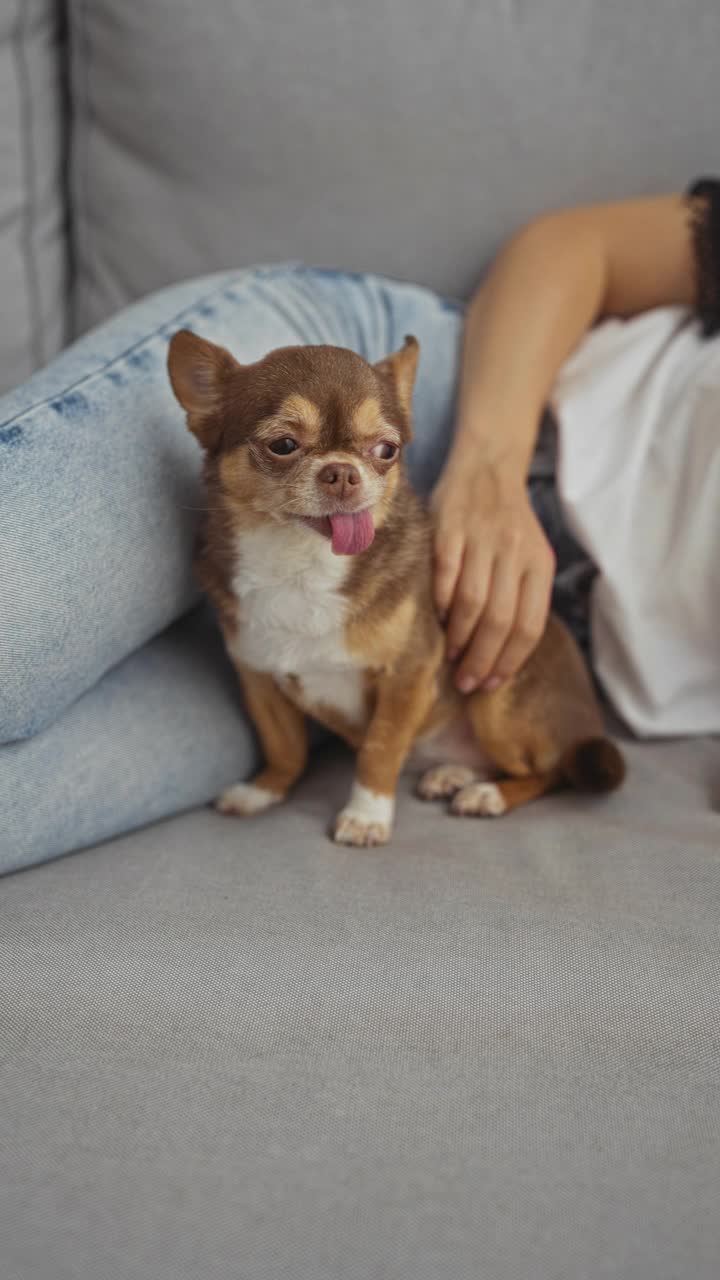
[168,330,625,847]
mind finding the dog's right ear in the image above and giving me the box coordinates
[167,329,242,451]
[373,334,420,421]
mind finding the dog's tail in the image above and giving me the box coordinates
[560,737,626,794]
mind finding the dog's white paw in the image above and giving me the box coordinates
[450,781,507,818]
[417,763,479,801]
[215,781,282,817]
[333,809,392,847]
[333,784,394,847]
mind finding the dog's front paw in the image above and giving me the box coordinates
[333,784,395,847]
[215,781,283,817]
[333,808,392,847]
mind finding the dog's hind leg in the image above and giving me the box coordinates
[449,773,558,818]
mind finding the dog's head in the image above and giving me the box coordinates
[167,332,419,555]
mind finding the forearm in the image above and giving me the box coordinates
[433,193,697,690]
[449,196,695,480]
[452,218,605,475]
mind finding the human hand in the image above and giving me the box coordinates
[430,460,555,693]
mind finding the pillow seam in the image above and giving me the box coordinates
[12,0,46,374]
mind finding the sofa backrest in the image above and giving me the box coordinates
[65,0,720,338]
[0,0,67,395]
[2,0,718,393]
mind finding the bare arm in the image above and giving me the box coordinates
[434,194,698,692]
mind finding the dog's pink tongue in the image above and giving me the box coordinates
[329,510,375,555]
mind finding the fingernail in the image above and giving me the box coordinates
[482,676,503,692]
[457,675,477,694]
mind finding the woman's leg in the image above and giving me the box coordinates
[0,265,465,867]
[0,606,256,874]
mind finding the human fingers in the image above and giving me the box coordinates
[453,554,520,692]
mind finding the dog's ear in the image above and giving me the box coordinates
[167,329,242,451]
[374,335,420,417]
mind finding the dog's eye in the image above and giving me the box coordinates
[268,437,299,456]
[372,441,398,461]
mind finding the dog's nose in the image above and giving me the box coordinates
[317,462,361,497]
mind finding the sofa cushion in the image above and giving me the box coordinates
[67,0,719,335]
[2,733,720,1276]
[0,0,67,393]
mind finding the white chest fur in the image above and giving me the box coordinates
[229,524,366,725]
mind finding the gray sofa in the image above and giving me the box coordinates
[3,2,720,1276]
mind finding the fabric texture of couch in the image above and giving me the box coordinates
[0,0,67,394]
[68,0,720,331]
[4,740,720,1279]
[2,1,720,1276]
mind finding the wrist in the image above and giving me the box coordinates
[443,426,533,488]
[434,452,529,519]
[452,398,539,472]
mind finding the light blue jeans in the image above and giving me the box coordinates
[0,265,587,873]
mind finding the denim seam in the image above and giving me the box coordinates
[0,271,252,433]
[13,0,45,372]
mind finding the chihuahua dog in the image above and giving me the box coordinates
[168,330,624,847]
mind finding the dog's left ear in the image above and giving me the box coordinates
[374,335,419,416]
[167,329,243,451]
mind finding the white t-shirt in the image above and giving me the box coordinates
[551,306,720,738]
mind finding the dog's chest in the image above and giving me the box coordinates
[228,527,366,724]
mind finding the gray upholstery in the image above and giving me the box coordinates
[3,0,720,1275]
[3,738,720,1279]
[69,0,720,333]
[0,0,67,393]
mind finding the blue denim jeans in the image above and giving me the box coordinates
[0,265,589,872]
